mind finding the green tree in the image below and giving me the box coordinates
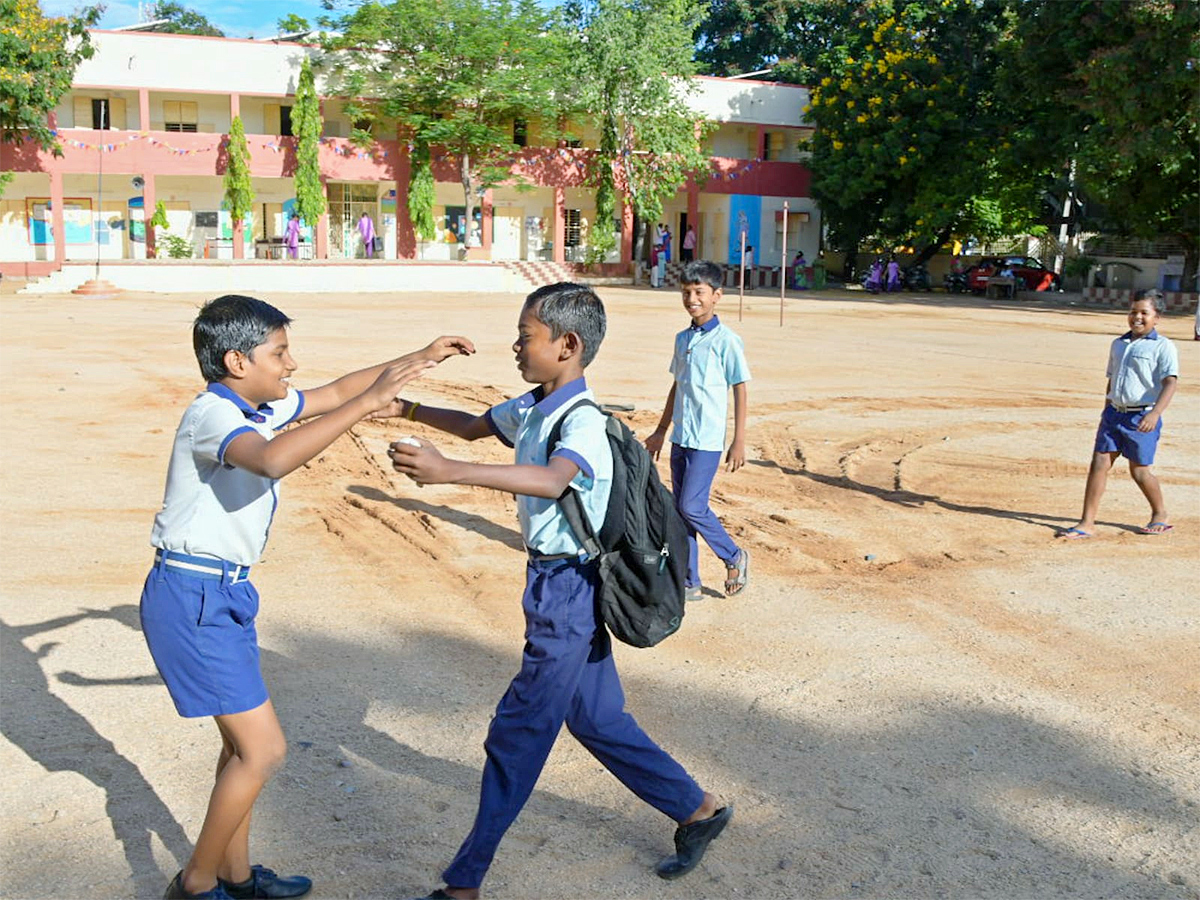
[561,0,712,273]
[291,55,326,227]
[408,139,438,244]
[223,115,254,251]
[1007,0,1200,286]
[276,14,311,36]
[143,2,223,37]
[0,0,97,196]
[321,0,564,249]
[802,0,1048,270]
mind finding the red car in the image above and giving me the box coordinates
[966,255,1061,293]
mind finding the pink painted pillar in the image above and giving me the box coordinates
[50,169,65,265]
[482,188,493,253]
[138,88,150,130]
[316,180,330,260]
[620,196,633,268]
[755,125,766,160]
[687,181,699,250]
[553,186,565,264]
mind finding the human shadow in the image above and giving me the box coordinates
[748,456,1105,533]
[0,607,192,898]
[346,484,525,551]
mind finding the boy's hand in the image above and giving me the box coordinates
[1137,410,1161,433]
[364,360,435,411]
[423,336,476,362]
[388,437,453,485]
[366,398,405,420]
[725,440,746,472]
[644,427,667,460]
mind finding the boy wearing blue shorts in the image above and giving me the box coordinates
[141,294,473,899]
[1058,289,1179,539]
[645,259,751,599]
[389,283,731,900]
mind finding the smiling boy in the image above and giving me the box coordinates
[389,283,731,900]
[1058,289,1180,539]
[645,260,751,599]
[142,294,472,899]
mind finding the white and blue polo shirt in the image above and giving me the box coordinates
[485,377,612,558]
[1106,330,1179,408]
[669,315,752,452]
[150,383,306,567]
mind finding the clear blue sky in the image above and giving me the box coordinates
[42,1,335,40]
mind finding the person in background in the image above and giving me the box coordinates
[359,212,377,259]
[681,225,697,262]
[284,213,301,260]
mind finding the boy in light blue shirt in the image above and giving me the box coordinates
[646,260,751,599]
[390,283,731,900]
[1058,289,1180,539]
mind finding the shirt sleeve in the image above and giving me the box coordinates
[271,388,305,429]
[191,400,257,468]
[668,333,683,377]
[486,392,532,448]
[723,333,752,385]
[550,405,606,489]
[1158,339,1180,380]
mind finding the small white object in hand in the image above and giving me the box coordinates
[395,436,421,446]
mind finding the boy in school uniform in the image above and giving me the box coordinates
[1057,289,1179,539]
[389,282,732,900]
[142,294,473,899]
[645,260,751,600]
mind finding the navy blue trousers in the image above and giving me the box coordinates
[670,445,741,589]
[442,558,704,889]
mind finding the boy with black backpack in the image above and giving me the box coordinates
[389,283,732,900]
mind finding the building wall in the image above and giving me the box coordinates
[1,30,816,272]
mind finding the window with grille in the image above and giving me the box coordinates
[91,99,110,130]
[763,131,786,160]
[513,119,528,147]
[163,100,198,132]
[564,209,581,246]
[279,105,293,137]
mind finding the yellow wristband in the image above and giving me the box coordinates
[407,401,420,421]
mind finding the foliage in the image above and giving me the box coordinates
[560,0,711,267]
[408,139,437,242]
[276,14,311,36]
[148,199,169,230]
[143,2,223,37]
[0,0,97,158]
[321,0,564,248]
[805,0,1043,263]
[159,233,194,258]
[1006,0,1200,282]
[222,115,254,224]
[292,55,326,226]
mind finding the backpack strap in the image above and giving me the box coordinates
[548,398,604,561]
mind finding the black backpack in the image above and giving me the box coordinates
[548,399,689,648]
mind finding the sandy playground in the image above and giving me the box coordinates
[1,281,1197,900]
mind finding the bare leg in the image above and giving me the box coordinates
[1129,463,1169,527]
[181,701,286,895]
[1061,451,1117,535]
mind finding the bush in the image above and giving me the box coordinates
[159,234,194,259]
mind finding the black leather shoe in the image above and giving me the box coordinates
[164,872,233,899]
[219,866,312,899]
[654,804,733,880]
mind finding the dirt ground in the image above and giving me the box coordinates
[1,283,1197,900]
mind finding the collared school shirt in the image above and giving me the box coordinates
[1106,329,1179,407]
[669,315,752,452]
[486,377,613,558]
[150,383,305,566]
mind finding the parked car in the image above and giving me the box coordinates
[965,255,1061,293]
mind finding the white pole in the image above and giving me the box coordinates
[780,200,788,326]
[738,229,746,321]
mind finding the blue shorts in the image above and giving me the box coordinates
[140,553,268,718]
[1093,405,1161,466]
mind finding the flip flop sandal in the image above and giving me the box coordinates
[1055,527,1093,540]
[724,549,749,596]
[1138,522,1174,535]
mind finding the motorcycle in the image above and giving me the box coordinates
[943,269,969,293]
[902,262,932,291]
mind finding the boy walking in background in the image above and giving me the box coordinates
[142,294,472,898]
[645,260,751,599]
[390,283,731,900]
[1058,289,1179,539]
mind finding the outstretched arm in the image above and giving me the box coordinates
[300,335,474,419]
[225,359,433,479]
[389,439,578,498]
[644,382,677,460]
[389,398,495,442]
[725,381,748,472]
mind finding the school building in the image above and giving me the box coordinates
[0,30,818,288]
